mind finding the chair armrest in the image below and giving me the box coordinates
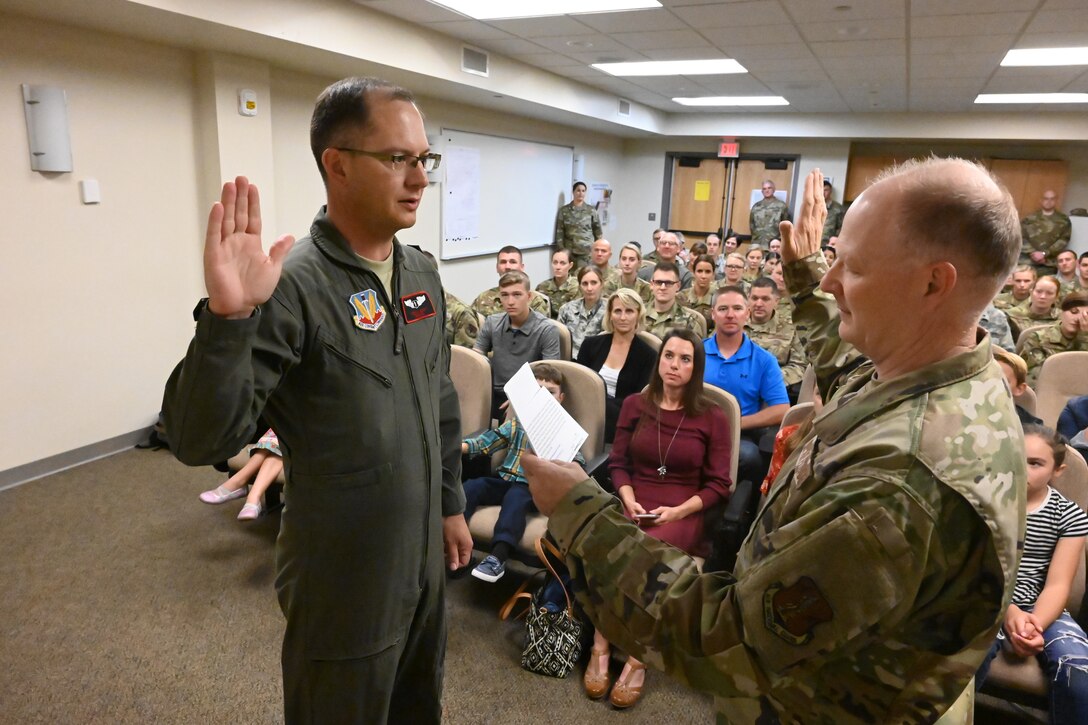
[585,448,612,491]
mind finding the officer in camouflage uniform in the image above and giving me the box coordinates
[444,290,479,349]
[524,163,1025,724]
[1020,189,1071,276]
[993,265,1036,310]
[745,277,806,401]
[605,243,654,305]
[554,181,602,270]
[589,238,620,291]
[472,245,551,318]
[1054,249,1079,300]
[1019,292,1088,387]
[1005,275,1061,339]
[821,178,844,243]
[749,180,791,246]
[642,261,704,339]
[536,249,579,319]
[978,301,1015,352]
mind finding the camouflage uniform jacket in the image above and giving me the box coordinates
[554,202,602,264]
[603,274,653,305]
[1005,301,1059,339]
[642,302,704,340]
[445,291,479,349]
[992,290,1029,311]
[471,286,551,318]
[822,200,845,242]
[557,297,606,358]
[978,303,1015,352]
[749,197,791,246]
[1056,273,1079,301]
[1019,322,1088,388]
[1019,210,1071,270]
[679,286,715,333]
[536,276,579,319]
[546,252,1024,724]
[593,264,620,293]
[745,312,806,386]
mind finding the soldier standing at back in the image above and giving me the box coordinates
[749,179,791,246]
[1020,189,1071,276]
[524,162,1025,724]
[821,178,844,243]
[554,180,602,270]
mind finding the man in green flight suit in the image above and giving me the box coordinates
[749,179,791,246]
[162,77,472,724]
[1020,189,1071,276]
[524,161,1025,723]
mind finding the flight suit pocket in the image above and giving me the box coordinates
[316,328,392,388]
[286,464,423,660]
[735,508,901,675]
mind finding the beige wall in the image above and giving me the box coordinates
[0,15,203,472]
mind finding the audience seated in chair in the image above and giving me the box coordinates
[975,425,1088,723]
[557,266,607,358]
[604,242,653,304]
[575,288,656,443]
[641,261,704,339]
[1007,275,1061,340]
[460,364,583,584]
[994,264,1037,311]
[1060,395,1088,461]
[746,276,806,403]
[584,328,732,710]
[993,346,1044,428]
[472,245,551,318]
[200,429,282,521]
[536,248,579,319]
[474,270,561,419]
[1019,291,1088,388]
[679,254,717,333]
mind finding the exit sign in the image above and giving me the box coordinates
[718,141,739,158]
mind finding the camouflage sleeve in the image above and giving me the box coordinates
[592,208,603,241]
[555,207,564,246]
[781,331,808,386]
[546,471,981,708]
[783,253,865,400]
[1045,217,1072,255]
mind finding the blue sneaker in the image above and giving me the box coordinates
[471,555,505,583]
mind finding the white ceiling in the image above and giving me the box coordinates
[356,0,1088,114]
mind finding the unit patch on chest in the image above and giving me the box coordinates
[764,576,833,646]
[349,289,385,332]
[400,290,436,324]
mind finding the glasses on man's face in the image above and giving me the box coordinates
[725,264,744,270]
[335,148,442,172]
[651,279,678,288]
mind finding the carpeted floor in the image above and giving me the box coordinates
[0,449,715,723]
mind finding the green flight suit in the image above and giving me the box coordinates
[163,208,464,724]
[545,253,1024,724]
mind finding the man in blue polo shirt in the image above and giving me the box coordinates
[703,285,789,487]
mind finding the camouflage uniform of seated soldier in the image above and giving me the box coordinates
[745,277,806,398]
[641,261,704,339]
[536,248,579,319]
[472,245,551,318]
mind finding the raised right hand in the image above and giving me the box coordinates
[779,169,827,265]
[204,176,295,318]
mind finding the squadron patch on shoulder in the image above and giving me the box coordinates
[400,290,436,324]
[348,289,385,332]
[764,576,833,646]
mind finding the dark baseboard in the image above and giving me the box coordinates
[0,428,150,492]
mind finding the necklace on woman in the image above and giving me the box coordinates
[657,407,687,477]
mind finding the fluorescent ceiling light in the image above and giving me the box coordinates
[429,1,661,20]
[1001,47,1088,67]
[975,93,1088,104]
[594,59,747,76]
[673,96,789,107]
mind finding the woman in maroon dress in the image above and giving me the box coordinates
[583,328,733,709]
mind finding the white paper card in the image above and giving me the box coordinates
[502,363,587,462]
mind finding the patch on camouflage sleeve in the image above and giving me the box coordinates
[764,576,833,645]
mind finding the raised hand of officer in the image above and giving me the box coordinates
[204,176,296,318]
[779,168,827,265]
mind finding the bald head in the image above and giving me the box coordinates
[868,157,1020,297]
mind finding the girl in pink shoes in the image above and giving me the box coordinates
[199,429,282,521]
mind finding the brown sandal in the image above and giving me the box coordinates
[609,660,646,709]
[583,647,611,700]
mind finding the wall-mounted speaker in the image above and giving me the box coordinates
[22,84,73,173]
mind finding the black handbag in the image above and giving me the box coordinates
[499,537,584,678]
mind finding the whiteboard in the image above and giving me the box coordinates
[439,128,574,260]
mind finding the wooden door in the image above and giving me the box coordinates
[670,158,728,235]
[728,159,794,237]
[990,159,1069,217]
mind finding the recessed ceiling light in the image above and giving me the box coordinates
[1001,47,1088,67]
[428,0,661,20]
[673,96,789,106]
[566,40,594,48]
[975,93,1088,104]
[594,59,747,76]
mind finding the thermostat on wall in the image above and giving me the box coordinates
[238,89,257,117]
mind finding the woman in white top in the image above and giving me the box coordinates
[576,288,657,442]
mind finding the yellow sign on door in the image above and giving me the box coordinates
[694,180,711,201]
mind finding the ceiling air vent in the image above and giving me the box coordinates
[618,99,631,116]
[462,46,489,78]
